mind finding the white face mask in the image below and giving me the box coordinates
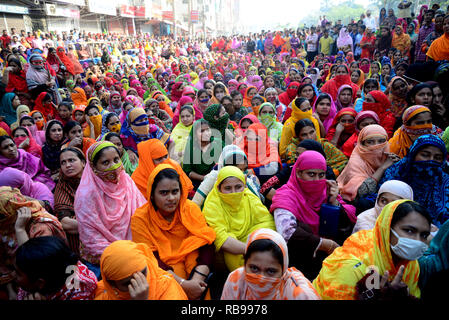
[390,229,428,261]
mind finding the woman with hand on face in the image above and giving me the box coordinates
[337,125,400,203]
[74,142,147,278]
[131,165,216,300]
[314,200,431,300]
[270,150,356,280]
[221,228,320,300]
[95,240,187,300]
[326,108,358,150]
[61,121,96,156]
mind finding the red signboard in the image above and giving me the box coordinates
[191,10,199,23]
[162,11,174,21]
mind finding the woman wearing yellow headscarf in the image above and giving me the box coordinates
[94,240,187,300]
[131,164,215,300]
[10,105,31,130]
[279,97,322,159]
[202,166,276,272]
[313,199,431,300]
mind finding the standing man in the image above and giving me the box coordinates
[414,9,435,62]
[305,26,319,63]
[319,29,334,56]
[363,10,378,32]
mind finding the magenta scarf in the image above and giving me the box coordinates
[0,149,55,190]
[270,150,356,235]
[312,92,337,133]
[0,167,54,207]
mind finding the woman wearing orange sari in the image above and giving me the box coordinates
[131,164,216,300]
[131,138,193,199]
[95,240,187,300]
[426,15,449,61]
[392,21,411,58]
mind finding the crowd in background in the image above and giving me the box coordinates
[0,2,449,301]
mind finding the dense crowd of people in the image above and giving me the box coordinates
[0,3,449,301]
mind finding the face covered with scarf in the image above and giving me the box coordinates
[89,141,124,184]
[258,102,277,129]
[129,108,150,136]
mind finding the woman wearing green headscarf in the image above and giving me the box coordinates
[203,104,234,145]
[182,119,223,189]
[102,132,138,176]
[257,102,283,143]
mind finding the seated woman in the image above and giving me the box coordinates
[144,98,173,132]
[71,105,95,140]
[340,111,380,158]
[238,123,281,185]
[95,240,187,300]
[354,78,380,112]
[285,119,348,177]
[131,165,216,300]
[74,141,147,278]
[132,138,192,199]
[202,166,276,272]
[0,167,54,212]
[261,139,337,206]
[42,120,65,180]
[203,104,234,145]
[362,90,396,138]
[312,93,337,136]
[98,132,137,175]
[192,145,263,208]
[0,135,55,190]
[171,105,195,163]
[352,180,414,234]
[12,126,42,159]
[120,107,173,155]
[54,147,86,255]
[234,114,259,145]
[61,121,96,156]
[182,119,223,189]
[334,85,355,111]
[84,104,103,140]
[221,228,320,300]
[10,105,30,131]
[320,64,359,102]
[258,102,283,143]
[379,135,449,228]
[15,236,97,300]
[313,200,431,300]
[29,110,46,131]
[270,150,356,280]
[389,105,442,158]
[325,107,358,150]
[280,97,322,159]
[18,115,45,146]
[337,125,400,203]
[0,187,66,300]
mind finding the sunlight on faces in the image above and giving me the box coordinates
[60,150,85,178]
[219,177,245,194]
[245,251,283,279]
[264,91,277,104]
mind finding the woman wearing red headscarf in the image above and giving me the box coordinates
[320,65,359,102]
[56,46,75,76]
[361,90,396,138]
[325,108,358,150]
[34,92,58,121]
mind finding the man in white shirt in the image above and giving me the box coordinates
[305,26,319,63]
[363,10,378,32]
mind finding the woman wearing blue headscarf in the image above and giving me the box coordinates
[379,135,449,228]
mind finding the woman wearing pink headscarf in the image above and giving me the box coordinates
[74,141,146,275]
[130,79,145,98]
[270,150,356,280]
[312,92,337,134]
[336,27,354,53]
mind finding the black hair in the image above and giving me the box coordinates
[103,132,122,143]
[45,120,64,143]
[15,236,78,295]
[230,90,243,98]
[84,104,100,116]
[213,82,227,96]
[19,115,34,126]
[298,139,327,159]
[60,147,86,164]
[63,120,82,136]
[220,95,232,104]
[150,168,182,209]
[237,82,247,91]
[180,105,195,115]
[197,88,211,99]
[315,93,332,107]
[390,201,432,229]
[104,112,119,127]
[92,145,120,167]
[244,239,284,271]
[406,83,434,106]
[294,97,309,110]
[58,102,73,112]
[42,92,52,102]
[294,118,315,138]
[203,80,215,89]
[12,126,29,137]
[0,135,14,147]
[363,78,380,91]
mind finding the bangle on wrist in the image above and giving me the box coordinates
[179,278,185,286]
